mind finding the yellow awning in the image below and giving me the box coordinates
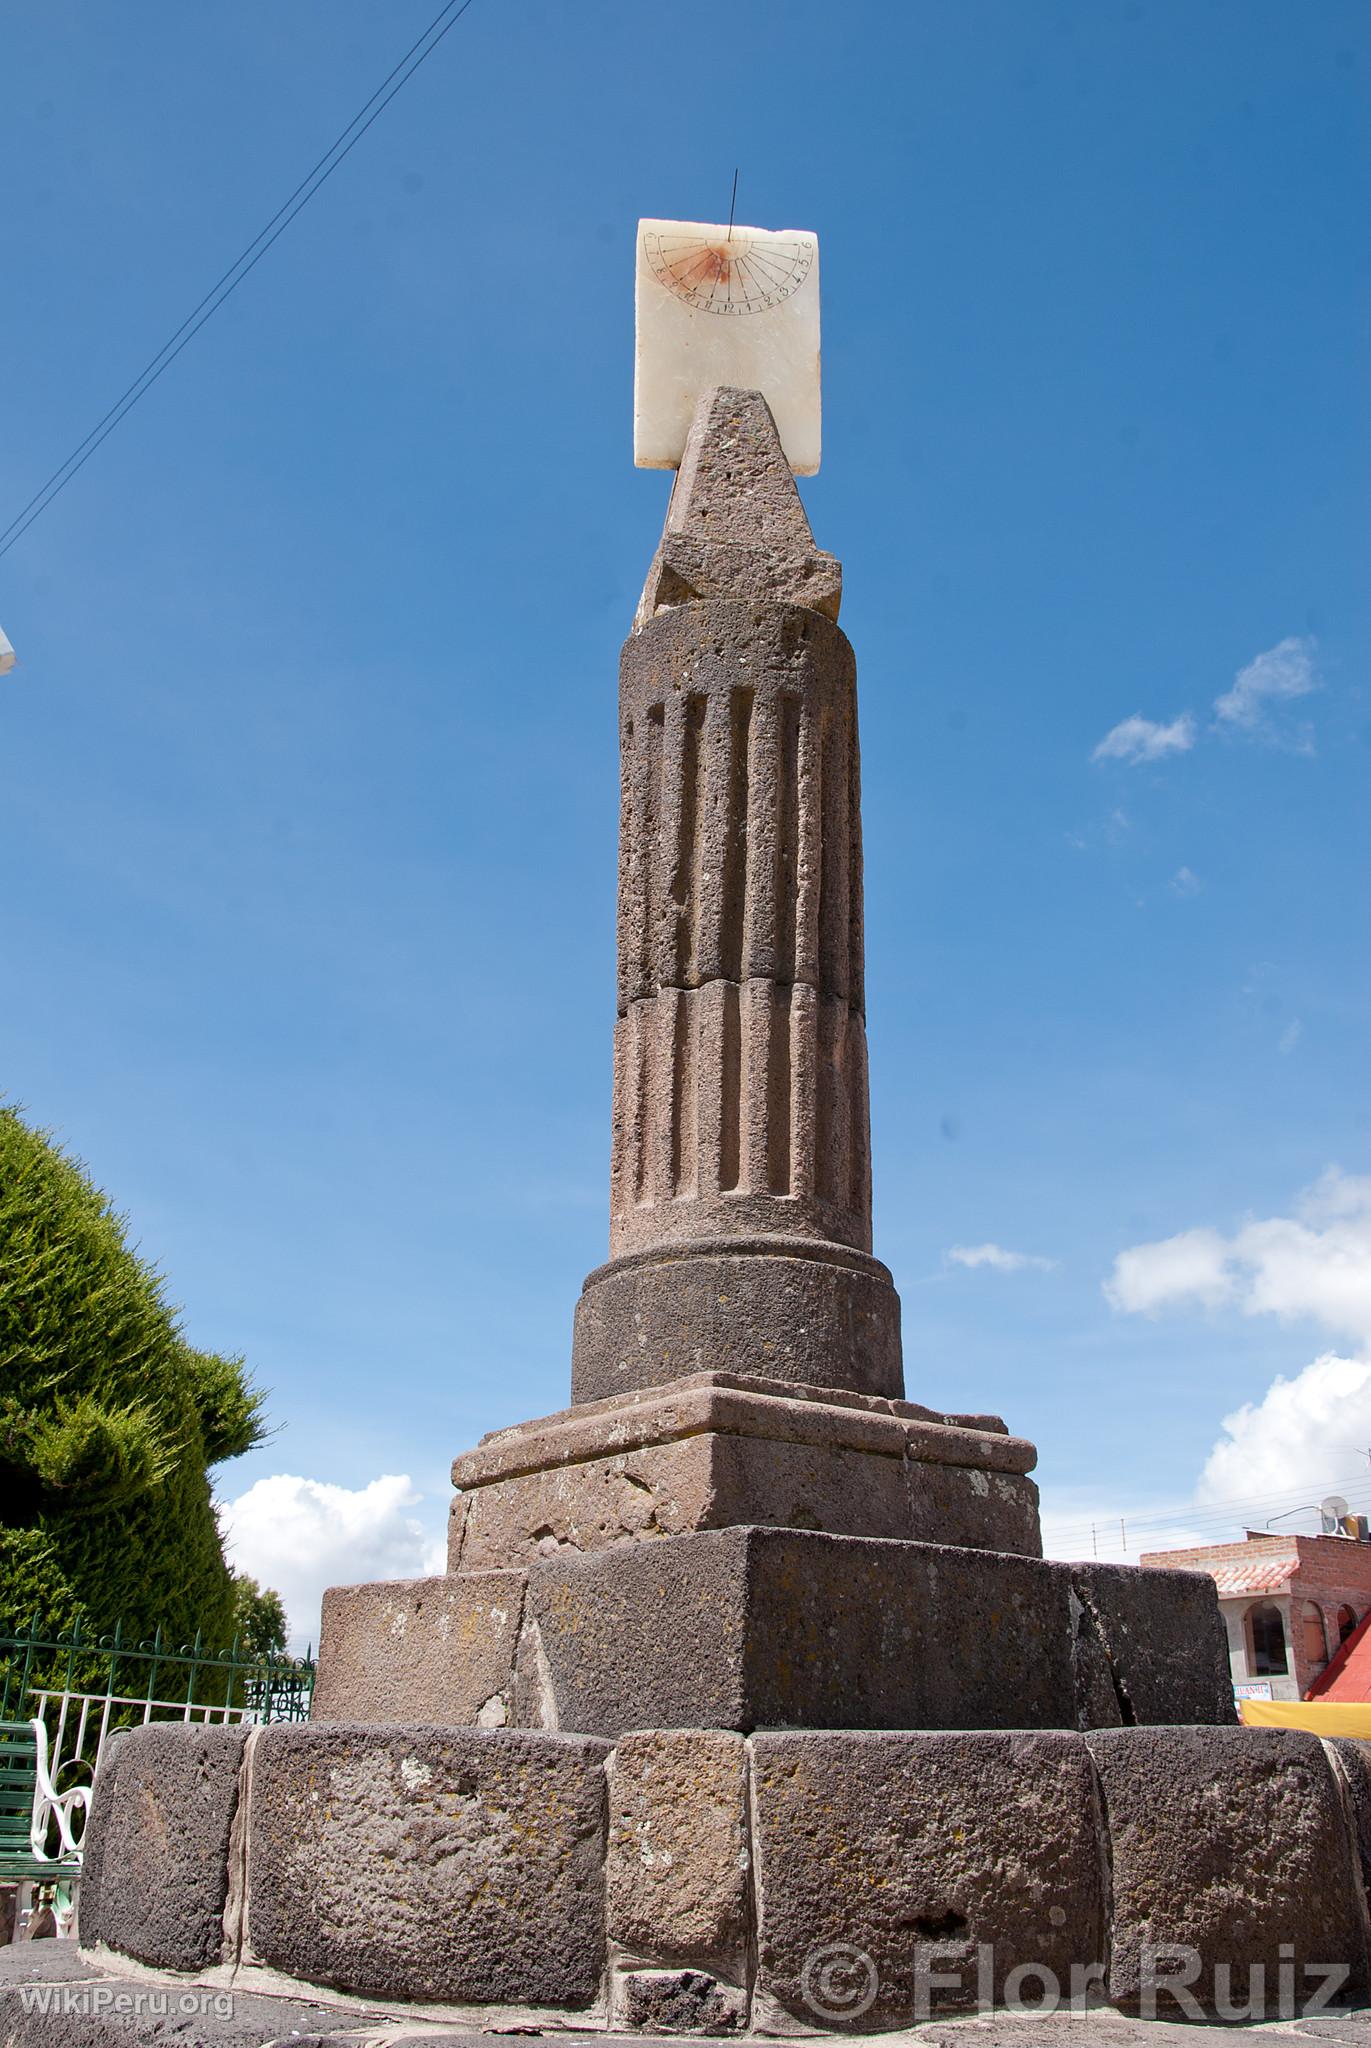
[1239,1698,1371,1736]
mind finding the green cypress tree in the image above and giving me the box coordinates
[0,1104,266,1647]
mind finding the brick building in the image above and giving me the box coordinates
[1141,1530,1371,1703]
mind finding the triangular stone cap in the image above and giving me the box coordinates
[634,387,841,629]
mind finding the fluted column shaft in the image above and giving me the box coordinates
[610,599,870,1258]
[571,386,902,1406]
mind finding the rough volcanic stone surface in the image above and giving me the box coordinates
[615,603,860,1015]
[522,1527,1076,1736]
[59,1729,129,1948]
[458,1436,723,1567]
[245,1723,610,2007]
[460,1428,1033,1570]
[614,1968,747,2033]
[1329,1738,1371,1903]
[1086,1726,1369,2014]
[751,1731,1105,2027]
[607,1730,749,1965]
[571,1243,904,1405]
[460,1429,1036,1563]
[661,388,821,554]
[311,1572,524,1726]
[457,1373,1032,1486]
[1068,1563,1235,1728]
[77,1722,247,1971]
[642,534,842,624]
[904,1459,1042,1557]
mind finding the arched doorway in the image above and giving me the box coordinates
[1301,1601,1328,1672]
[1249,1602,1288,1676]
[1336,1604,1359,1647]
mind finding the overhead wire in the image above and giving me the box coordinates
[0,0,479,562]
[1044,1468,1371,1553]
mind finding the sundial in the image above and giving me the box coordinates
[641,226,815,315]
[634,216,821,474]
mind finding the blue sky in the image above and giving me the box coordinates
[2,1,1367,1637]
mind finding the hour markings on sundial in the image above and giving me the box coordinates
[643,229,815,315]
[634,216,821,475]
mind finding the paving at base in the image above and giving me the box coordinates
[5,1950,1371,2048]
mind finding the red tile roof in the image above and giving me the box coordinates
[1205,1555,1297,1596]
[1309,1612,1371,1702]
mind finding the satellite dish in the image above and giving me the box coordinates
[1321,1495,1351,1535]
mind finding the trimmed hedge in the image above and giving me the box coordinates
[0,1104,265,1645]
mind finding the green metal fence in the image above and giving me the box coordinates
[0,1615,315,1797]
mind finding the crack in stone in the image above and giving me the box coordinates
[1070,1581,1136,1730]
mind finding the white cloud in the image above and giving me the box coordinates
[1214,635,1319,746]
[1196,1352,1371,1506]
[1278,1019,1302,1055]
[1088,634,1319,778]
[947,1242,1056,1274]
[1066,1173,1371,1557]
[1091,713,1196,765]
[1103,1168,1371,1346]
[1169,865,1201,897]
[219,1473,447,1653]
[1103,1226,1235,1314]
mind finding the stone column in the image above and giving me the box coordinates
[572,388,903,1404]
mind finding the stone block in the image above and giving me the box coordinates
[245,1723,610,2008]
[571,1240,903,1404]
[462,1432,1022,1570]
[613,1967,748,2033]
[1068,1563,1235,1728]
[751,1730,1104,2026]
[460,1435,730,1566]
[458,1371,1035,1490]
[607,1730,749,1966]
[311,1572,523,1726]
[1086,1726,1369,2014]
[77,1723,247,1972]
[641,534,841,624]
[453,1372,1040,1569]
[1329,1738,1371,1902]
[906,1459,1042,1556]
[519,1527,1077,1736]
[67,1728,131,1948]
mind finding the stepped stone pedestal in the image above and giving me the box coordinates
[66,390,1371,2039]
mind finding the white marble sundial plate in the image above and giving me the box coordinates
[634,217,821,475]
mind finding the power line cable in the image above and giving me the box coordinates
[1046,1493,1371,1550]
[1044,1470,1371,1550]
[0,0,472,555]
[1047,1479,1368,1543]
[1049,1465,1371,1533]
[0,0,478,562]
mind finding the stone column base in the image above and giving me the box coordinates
[448,1370,1040,1570]
[570,1237,903,1404]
